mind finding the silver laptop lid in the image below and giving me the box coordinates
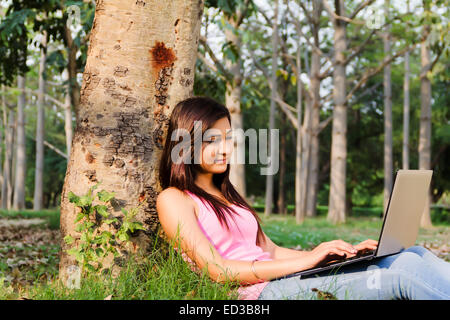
[376,170,433,257]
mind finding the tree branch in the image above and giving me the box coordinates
[322,0,365,25]
[198,36,233,82]
[345,43,418,104]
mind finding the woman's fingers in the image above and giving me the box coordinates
[332,240,358,254]
[354,240,378,252]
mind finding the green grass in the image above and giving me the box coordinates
[0,209,60,230]
[0,241,240,300]
[259,212,449,252]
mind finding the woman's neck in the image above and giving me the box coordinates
[194,172,216,192]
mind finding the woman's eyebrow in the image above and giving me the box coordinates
[205,131,232,138]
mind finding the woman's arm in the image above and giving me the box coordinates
[156,188,358,284]
[259,232,310,260]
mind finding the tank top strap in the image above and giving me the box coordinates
[184,190,207,219]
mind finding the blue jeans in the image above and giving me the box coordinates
[258,246,450,300]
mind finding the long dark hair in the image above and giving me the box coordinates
[159,96,265,246]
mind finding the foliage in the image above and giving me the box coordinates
[63,182,146,276]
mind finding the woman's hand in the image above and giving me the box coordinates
[308,240,359,267]
[353,239,378,254]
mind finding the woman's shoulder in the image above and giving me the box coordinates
[157,187,189,204]
[157,187,200,219]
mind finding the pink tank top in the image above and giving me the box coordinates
[184,190,272,300]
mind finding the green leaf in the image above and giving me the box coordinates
[66,247,79,257]
[97,190,115,203]
[118,232,129,242]
[68,191,81,206]
[79,195,93,207]
[104,218,118,225]
[75,212,85,223]
[75,222,86,232]
[95,204,109,218]
[64,235,75,245]
[95,248,104,258]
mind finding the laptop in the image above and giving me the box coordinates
[277,169,433,279]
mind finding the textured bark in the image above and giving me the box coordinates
[64,23,81,121]
[402,1,410,170]
[277,111,286,215]
[383,0,393,216]
[305,0,322,218]
[59,0,203,284]
[1,107,14,210]
[264,0,278,217]
[13,75,27,210]
[225,15,246,199]
[295,42,304,224]
[327,0,347,224]
[419,16,433,229]
[33,30,47,211]
[63,69,74,157]
[402,49,410,170]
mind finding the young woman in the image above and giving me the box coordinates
[156,96,450,300]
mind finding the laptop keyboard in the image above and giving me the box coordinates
[325,249,376,266]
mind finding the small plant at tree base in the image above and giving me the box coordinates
[63,182,146,276]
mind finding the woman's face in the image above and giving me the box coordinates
[198,117,234,174]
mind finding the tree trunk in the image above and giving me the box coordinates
[277,111,286,215]
[33,30,47,211]
[226,70,246,198]
[13,75,27,210]
[225,14,246,200]
[419,14,433,229]
[59,0,203,285]
[402,50,410,170]
[264,0,279,217]
[2,106,14,210]
[306,49,320,218]
[383,0,393,216]
[295,41,304,224]
[305,0,322,218]
[402,2,410,170]
[63,69,74,157]
[328,0,347,224]
[64,23,81,121]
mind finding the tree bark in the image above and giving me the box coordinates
[402,1,410,170]
[63,69,74,157]
[419,9,433,228]
[59,0,203,285]
[264,0,279,217]
[402,50,410,170]
[2,106,14,210]
[13,75,27,210]
[295,41,304,223]
[64,22,81,121]
[277,110,287,215]
[224,7,251,200]
[305,0,322,218]
[327,0,347,224]
[383,0,393,216]
[33,30,47,211]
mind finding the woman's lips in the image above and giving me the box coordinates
[214,159,227,164]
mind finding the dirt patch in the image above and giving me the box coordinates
[0,218,47,228]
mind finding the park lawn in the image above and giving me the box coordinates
[0,208,448,300]
[259,213,449,262]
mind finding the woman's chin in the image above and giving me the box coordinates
[210,163,228,173]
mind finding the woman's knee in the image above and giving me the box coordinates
[403,245,430,257]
